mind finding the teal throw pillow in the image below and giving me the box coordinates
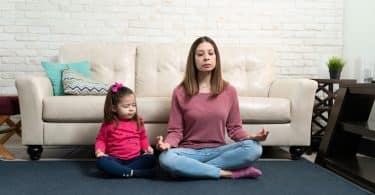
[62,69,108,95]
[41,61,91,96]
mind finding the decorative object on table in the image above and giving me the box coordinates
[360,56,374,83]
[327,56,345,79]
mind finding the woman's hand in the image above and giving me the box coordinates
[156,136,171,151]
[248,128,269,141]
[144,146,154,154]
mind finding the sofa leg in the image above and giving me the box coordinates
[289,146,304,160]
[27,145,43,160]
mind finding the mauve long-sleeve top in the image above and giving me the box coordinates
[165,84,249,149]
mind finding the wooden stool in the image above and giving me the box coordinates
[0,96,21,160]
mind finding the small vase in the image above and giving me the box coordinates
[329,70,341,79]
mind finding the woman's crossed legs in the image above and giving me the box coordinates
[159,140,263,179]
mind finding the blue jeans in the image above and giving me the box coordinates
[159,140,262,179]
[96,154,156,178]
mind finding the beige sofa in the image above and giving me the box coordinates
[16,43,317,160]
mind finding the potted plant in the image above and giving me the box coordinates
[327,56,345,79]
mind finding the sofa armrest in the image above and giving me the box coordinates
[269,79,318,145]
[15,76,53,145]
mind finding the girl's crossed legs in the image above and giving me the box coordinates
[96,154,156,178]
[158,140,262,179]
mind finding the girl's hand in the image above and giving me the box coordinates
[95,151,108,158]
[156,136,171,151]
[248,128,269,141]
[144,146,154,154]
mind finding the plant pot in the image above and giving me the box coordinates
[329,70,341,79]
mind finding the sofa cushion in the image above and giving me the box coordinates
[136,44,275,97]
[43,96,290,124]
[59,43,136,90]
[42,96,171,123]
[141,97,289,124]
[43,96,105,122]
[41,61,91,96]
[62,69,108,95]
[136,97,171,122]
[239,97,290,123]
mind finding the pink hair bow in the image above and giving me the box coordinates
[112,82,123,93]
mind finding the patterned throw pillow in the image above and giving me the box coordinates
[41,61,91,96]
[62,69,108,95]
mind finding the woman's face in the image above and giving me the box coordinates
[194,42,216,72]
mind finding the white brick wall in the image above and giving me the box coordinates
[0,0,343,94]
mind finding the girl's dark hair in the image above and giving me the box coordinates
[103,84,142,130]
[182,36,228,96]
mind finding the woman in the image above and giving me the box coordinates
[157,36,269,179]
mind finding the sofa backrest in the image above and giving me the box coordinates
[220,47,276,97]
[59,43,136,90]
[136,44,276,97]
[136,44,190,97]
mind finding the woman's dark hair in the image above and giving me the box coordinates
[103,84,141,130]
[182,36,228,96]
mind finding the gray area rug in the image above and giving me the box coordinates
[0,159,371,195]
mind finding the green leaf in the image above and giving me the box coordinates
[327,56,345,71]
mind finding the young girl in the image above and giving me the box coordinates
[95,82,156,178]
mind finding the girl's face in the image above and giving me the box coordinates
[112,94,136,120]
[194,42,216,72]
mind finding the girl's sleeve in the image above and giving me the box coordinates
[226,87,249,142]
[139,121,150,150]
[95,123,108,152]
[164,89,184,147]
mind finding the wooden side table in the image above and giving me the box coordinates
[308,79,356,153]
[315,83,375,192]
[0,96,22,160]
